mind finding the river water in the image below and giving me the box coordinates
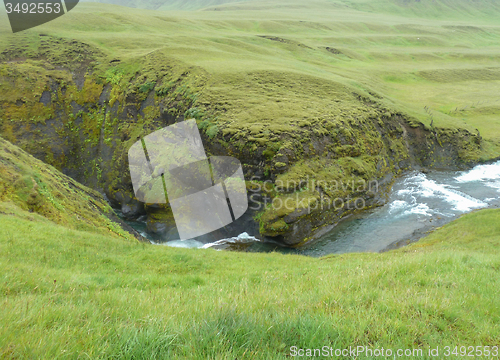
[122,161,500,257]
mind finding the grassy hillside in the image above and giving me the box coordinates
[0,137,137,239]
[0,140,498,358]
[1,0,499,147]
[1,194,499,358]
[346,0,500,21]
[0,2,499,356]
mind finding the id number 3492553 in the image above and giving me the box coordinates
[5,2,62,14]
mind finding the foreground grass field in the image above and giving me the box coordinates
[1,202,499,358]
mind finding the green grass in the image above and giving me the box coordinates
[0,203,499,358]
[82,0,500,20]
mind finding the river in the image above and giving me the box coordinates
[120,161,500,257]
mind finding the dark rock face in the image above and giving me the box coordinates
[111,190,146,219]
[40,91,52,106]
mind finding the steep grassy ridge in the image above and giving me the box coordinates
[0,136,139,239]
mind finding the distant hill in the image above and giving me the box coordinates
[204,0,500,20]
[80,0,251,11]
[81,0,500,19]
[347,0,500,20]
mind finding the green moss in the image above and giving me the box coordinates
[186,107,205,121]
[139,82,156,93]
[262,218,289,237]
[0,137,133,239]
[206,125,219,139]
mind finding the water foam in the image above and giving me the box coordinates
[164,239,205,248]
[388,200,408,213]
[403,203,431,216]
[202,232,259,249]
[157,233,259,249]
[455,161,500,183]
[418,176,486,212]
[393,173,486,216]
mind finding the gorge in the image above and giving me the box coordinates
[1,1,498,248]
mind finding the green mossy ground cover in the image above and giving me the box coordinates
[0,137,135,239]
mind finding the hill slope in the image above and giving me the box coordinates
[1,133,499,356]
[347,0,500,21]
[0,136,139,240]
[0,2,499,356]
